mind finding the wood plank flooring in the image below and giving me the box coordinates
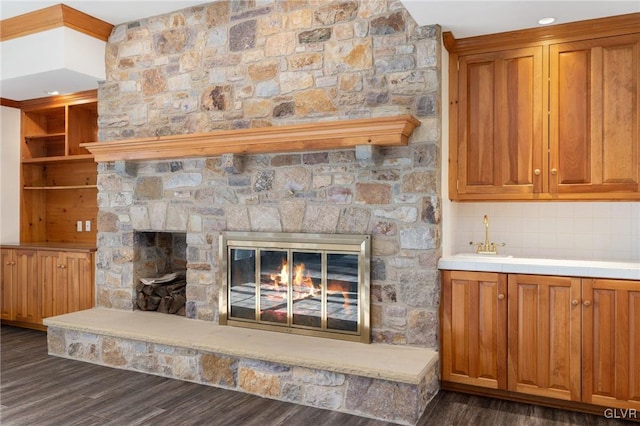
[0,325,633,425]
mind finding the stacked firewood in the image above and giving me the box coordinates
[136,276,186,316]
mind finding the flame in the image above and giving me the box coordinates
[269,260,316,298]
[293,263,315,296]
[270,260,288,288]
[328,280,351,312]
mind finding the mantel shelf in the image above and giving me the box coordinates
[80,115,421,162]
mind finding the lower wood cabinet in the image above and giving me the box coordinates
[1,246,94,329]
[39,250,94,319]
[441,270,640,411]
[582,278,640,410]
[441,270,507,389]
[507,274,581,401]
[1,248,39,324]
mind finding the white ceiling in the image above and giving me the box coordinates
[1,0,638,101]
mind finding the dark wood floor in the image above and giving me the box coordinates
[1,325,633,426]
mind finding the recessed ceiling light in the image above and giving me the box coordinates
[538,17,556,25]
[45,90,60,96]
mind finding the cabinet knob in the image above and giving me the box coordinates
[534,169,541,176]
[498,293,505,300]
[551,168,558,175]
[571,299,579,306]
[583,300,592,307]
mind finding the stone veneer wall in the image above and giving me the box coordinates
[96,0,442,349]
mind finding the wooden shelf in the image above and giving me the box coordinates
[81,115,421,162]
[23,185,97,190]
[22,154,95,165]
[24,132,66,140]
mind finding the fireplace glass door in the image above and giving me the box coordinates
[222,232,370,343]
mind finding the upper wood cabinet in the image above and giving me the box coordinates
[550,34,640,195]
[447,13,640,201]
[454,47,544,197]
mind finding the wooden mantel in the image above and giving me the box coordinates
[81,115,421,162]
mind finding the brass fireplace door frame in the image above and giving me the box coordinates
[219,231,371,343]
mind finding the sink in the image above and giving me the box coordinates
[454,253,513,259]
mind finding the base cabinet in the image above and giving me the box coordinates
[1,249,38,322]
[507,274,581,401]
[0,246,94,328]
[441,270,507,389]
[582,279,640,409]
[39,251,94,319]
[441,271,640,411]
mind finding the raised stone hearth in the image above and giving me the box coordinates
[45,308,439,425]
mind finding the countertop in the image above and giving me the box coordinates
[438,254,640,280]
[0,242,97,252]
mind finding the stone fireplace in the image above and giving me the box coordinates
[45,1,443,423]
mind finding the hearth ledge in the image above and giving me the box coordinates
[44,307,437,385]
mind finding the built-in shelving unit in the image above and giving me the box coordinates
[20,90,98,244]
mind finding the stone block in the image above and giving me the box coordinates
[345,376,421,424]
[355,145,382,166]
[355,183,391,205]
[238,368,281,397]
[114,161,138,177]
[221,154,245,174]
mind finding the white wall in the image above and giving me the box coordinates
[0,105,21,244]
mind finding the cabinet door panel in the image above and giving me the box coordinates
[14,250,40,323]
[64,252,93,312]
[441,271,507,389]
[507,274,581,401]
[1,249,15,320]
[39,251,66,319]
[582,279,640,409]
[550,34,640,194]
[455,47,543,198]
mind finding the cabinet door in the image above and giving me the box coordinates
[550,34,640,195]
[582,279,640,409]
[441,271,507,389]
[39,250,94,318]
[38,250,67,319]
[1,249,16,320]
[63,251,94,312]
[507,274,581,401]
[13,250,40,324]
[454,47,544,198]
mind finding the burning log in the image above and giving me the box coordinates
[136,277,186,316]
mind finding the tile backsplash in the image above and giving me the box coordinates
[450,202,640,262]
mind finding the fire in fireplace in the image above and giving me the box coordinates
[219,232,371,343]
